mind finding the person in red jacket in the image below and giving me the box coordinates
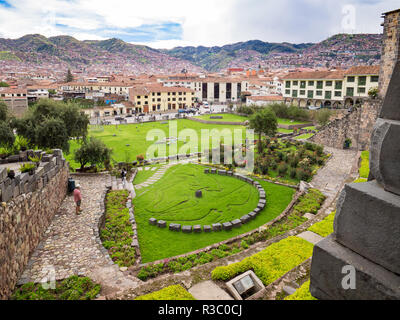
[73,184,83,215]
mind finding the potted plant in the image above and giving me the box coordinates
[28,154,42,168]
[20,163,36,175]
[14,136,30,152]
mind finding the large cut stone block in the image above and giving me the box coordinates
[370,119,400,195]
[379,61,400,121]
[212,223,222,231]
[310,236,400,300]
[334,181,400,274]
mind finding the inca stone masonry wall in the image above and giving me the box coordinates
[379,10,400,98]
[0,153,69,300]
[310,99,381,150]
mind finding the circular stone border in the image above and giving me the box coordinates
[148,167,266,233]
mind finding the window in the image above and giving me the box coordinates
[371,76,379,82]
[285,89,291,95]
[358,76,367,86]
[325,91,332,99]
[335,91,342,97]
[308,81,314,86]
[335,81,343,90]
[300,90,306,96]
[346,87,354,96]
[326,81,333,86]
[307,90,314,98]
[300,81,306,89]
[293,81,298,86]
[358,87,366,94]
[292,90,298,97]
[347,76,355,82]
[286,81,291,88]
[316,90,323,96]
[317,81,323,89]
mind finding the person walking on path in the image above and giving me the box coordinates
[73,185,83,215]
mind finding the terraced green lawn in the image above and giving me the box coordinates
[133,164,161,185]
[67,120,247,169]
[277,119,311,126]
[133,164,295,262]
[194,113,248,122]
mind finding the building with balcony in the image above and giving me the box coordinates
[282,66,379,108]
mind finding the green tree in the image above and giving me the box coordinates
[65,69,74,83]
[13,99,89,150]
[0,101,8,122]
[0,122,15,147]
[35,118,70,152]
[74,137,112,170]
[316,109,332,126]
[249,109,278,154]
[0,81,9,87]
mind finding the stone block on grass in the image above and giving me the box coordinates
[231,219,242,228]
[222,222,233,231]
[203,225,212,233]
[193,225,202,233]
[240,215,250,224]
[157,220,167,228]
[149,218,157,225]
[182,225,193,233]
[212,223,222,231]
[248,212,257,220]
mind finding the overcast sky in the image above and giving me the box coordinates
[0,0,398,48]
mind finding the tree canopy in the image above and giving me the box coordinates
[12,99,89,153]
[249,108,278,153]
[74,137,112,170]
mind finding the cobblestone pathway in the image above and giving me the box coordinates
[18,174,141,295]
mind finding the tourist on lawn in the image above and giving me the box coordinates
[74,184,83,215]
[121,169,127,183]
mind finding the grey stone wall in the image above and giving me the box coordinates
[0,151,69,299]
[309,99,381,150]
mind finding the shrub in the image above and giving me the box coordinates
[293,189,326,216]
[308,211,335,237]
[278,163,288,175]
[74,137,112,170]
[0,122,15,148]
[315,109,332,126]
[135,285,195,301]
[100,191,136,267]
[284,280,317,300]
[211,237,314,285]
[20,163,36,174]
[359,151,370,178]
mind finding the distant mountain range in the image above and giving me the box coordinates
[0,33,383,73]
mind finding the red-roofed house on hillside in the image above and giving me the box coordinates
[0,88,28,117]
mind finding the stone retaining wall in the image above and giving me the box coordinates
[309,99,381,150]
[187,117,246,126]
[0,150,69,300]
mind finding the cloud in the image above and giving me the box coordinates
[0,0,397,47]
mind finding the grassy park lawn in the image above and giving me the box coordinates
[294,133,314,140]
[66,119,247,169]
[133,164,295,262]
[277,118,311,126]
[194,113,248,122]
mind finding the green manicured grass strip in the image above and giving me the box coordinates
[359,150,370,178]
[308,211,335,237]
[211,236,314,285]
[277,118,310,125]
[353,178,367,183]
[284,280,317,300]
[12,275,101,300]
[134,165,295,263]
[294,133,314,140]
[135,285,195,300]
[100,190,136,267]
[194,113,248,122]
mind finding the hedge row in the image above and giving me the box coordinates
[211,236,314,285]
[284,280,317,300]
[135,285,195,300]
[307,211,335,237]
[100,190,136,267]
